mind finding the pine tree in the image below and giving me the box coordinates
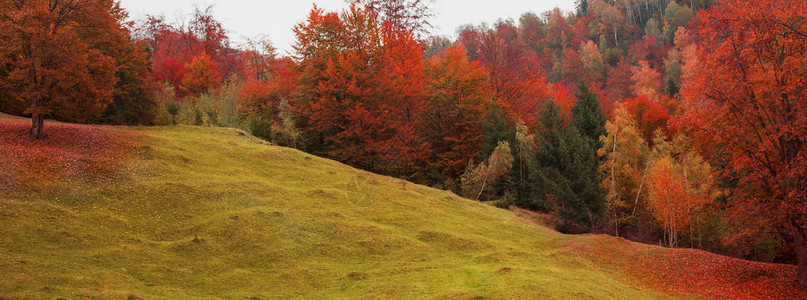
[481,101,512,160]
[572,82,607,151]
[512,120,537,206]
[530,100,603,231]
[571,83,607,228]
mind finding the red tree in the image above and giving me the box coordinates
[422,46,492,180]
[293,5,395,171]
[136,7,231,94]
[458,23,550,129]
[181,52,222,97]
[0,0,122,138]
[377,21,430,176]
[606,57,635,102]
[622,95,671,142]
[682,0,807,286]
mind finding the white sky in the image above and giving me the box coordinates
[118,0,576,55]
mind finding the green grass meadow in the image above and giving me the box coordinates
[0,125,663,298]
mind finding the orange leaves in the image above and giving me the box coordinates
[0,0,121,126]
[235,58,300,122]
[0,118,135,190]
[181,52,222,97]
[571,236,807,299]
[295,4,427,173]
[630,60,663,102]
[647,157,691,245]
[422,46,492,178]
[633,248,807,299]
[682,0,807,283]
[237,80,272,119]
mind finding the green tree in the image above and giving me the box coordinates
[662,2,694,44]
[531,100,603,231]
[572,82,607,151]
[102,40,158,125]
[481,101,513,160]
[512,119,537,204]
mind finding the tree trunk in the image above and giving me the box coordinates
[795,226,807,287]
[30,113,45,139]
[614,27,619,46]
[24,37,44,139]
[632,169,647,216]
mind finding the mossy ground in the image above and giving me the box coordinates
[1,118,802,299]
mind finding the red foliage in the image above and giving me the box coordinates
[237,80,272,119]
[377,21,431,175]
[568,236,807,299]
[682,0,807,285]
[621,95,671,142]
[236,58,300,121]
[633,247,807,299]
[181,52,222,97]
[153,57,188,90]
[549,82,574,121]
[0,0,123,137]
[605,57,635,102]
[141,19,200,90]
[628,36,669,70]
[138,8,231,94]
[560,48,585,88]
[457,23,551,129]
[0,117,136,190]
[422,46,492,178]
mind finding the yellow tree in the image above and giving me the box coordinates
[461,141,514,200]
[646,135,714,248]
[598,107,648,236]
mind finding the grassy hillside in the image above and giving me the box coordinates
[1,116,804,299]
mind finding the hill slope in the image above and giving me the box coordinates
[0,116,804,299]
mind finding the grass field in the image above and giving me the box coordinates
[1,116,804,299]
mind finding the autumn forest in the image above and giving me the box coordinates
[1,0,806,297]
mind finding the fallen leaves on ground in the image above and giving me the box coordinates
[0,118,137,193]
[567,235,807,299]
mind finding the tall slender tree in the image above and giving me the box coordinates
[572,82,607,150]
[422,46,491,181]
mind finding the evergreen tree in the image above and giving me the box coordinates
[481,101,513,160]
[571,82,607,229]
[512,120,537,205]
[572,82,607,150]
[531,100,604,232]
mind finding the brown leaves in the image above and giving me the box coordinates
[570,236,807,299]
[0,118,136,190]
[633,247,807,299]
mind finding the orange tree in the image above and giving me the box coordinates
[682,0,807,286]
[422,46,492,183]
[180,52,222,97]
[0,0,124,138]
